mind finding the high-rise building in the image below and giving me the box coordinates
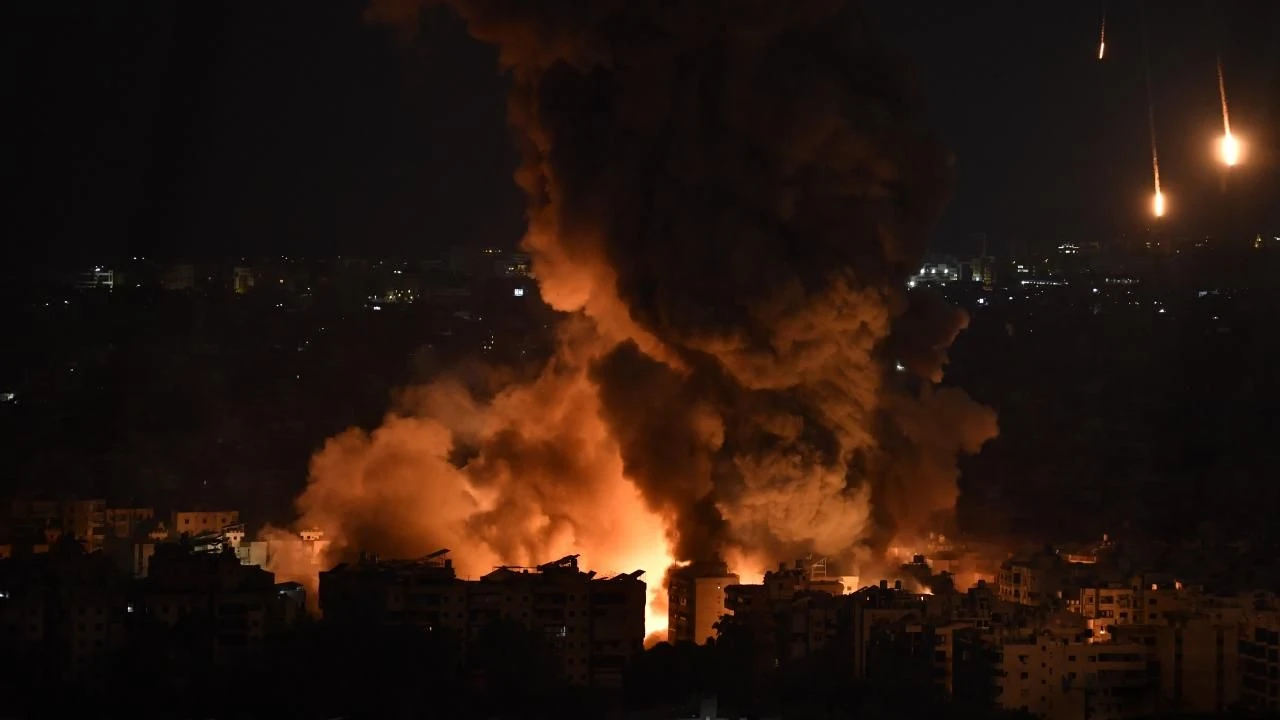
[1239,605,1280,714]
[999,630,1153,720]
[667,561,739,645]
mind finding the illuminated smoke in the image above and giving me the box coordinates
[287,0,998,634]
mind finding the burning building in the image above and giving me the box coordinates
[286,0,999,634]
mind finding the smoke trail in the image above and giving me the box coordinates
[1217,57,1232,135]
[284,0,997,627]
[1140,0,1164,215]
[1098,2,1107,60]
[1215,56,1242,168]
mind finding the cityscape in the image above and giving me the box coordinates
[6,0,1279,718]
[4,494,1280,718]
[5,232,1280,717]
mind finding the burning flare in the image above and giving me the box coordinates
[1216,58,1241,167]
[1097,7,1106,60]
[1139,1,1165,219]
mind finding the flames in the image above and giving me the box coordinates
[280,321,675,638]
[279,0,998,637]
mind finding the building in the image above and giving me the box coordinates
[2,499,123,554]
[232,266,255,294]
[724,560,849,666]
[104,507,154,541]
[496,251,533,278]
[1239,603,1280,713]
[171,510,239,537]
[667,561,739,645]
[0,538,131,686]
[139,544,277,665]
[998,630,1153,720]
[909,254,962,286]
[998,551,1065,607]
[851,580,935,679]
[1074,575,1193,639]
[1113,608,1242,714]
[61,499,107,553]
[6,499,60,541]
[320,551,647,688]
[75,267,114,290]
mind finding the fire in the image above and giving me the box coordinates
[1220,133,1240,167]
[1216,57,1241,168]
[329,0,1000,654]
[1152,190,1165,218]
[1097,7,1106,60]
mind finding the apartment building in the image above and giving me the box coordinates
[319,552,647,688]
[668,561,738,645]
[999,630,1152,720]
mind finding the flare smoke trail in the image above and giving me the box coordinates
[1098,3,1107,60]
[1217,58,1232,134]
[279,0,997,634]
[1217,57,1240,166]
[1141,1,1164,216]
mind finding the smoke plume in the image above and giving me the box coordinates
[286,0,997,631]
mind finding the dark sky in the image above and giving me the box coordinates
[6,0,1278,265]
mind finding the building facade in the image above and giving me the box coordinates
[320,552,647,688]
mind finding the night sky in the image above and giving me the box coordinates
[7,0,1278,265]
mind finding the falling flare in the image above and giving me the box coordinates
[1141,1,1164,218]
[1221,134,1240,166]
[1216,57,1240,167]
[1098,5,1107,60]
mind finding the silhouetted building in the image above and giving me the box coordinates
[320,551,646,688]
[138,544,277,664]
[998,550,1065,607]
[0,538,131,687]
[1239,604,1280,713]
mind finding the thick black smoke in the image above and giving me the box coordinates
[360,0,997,570]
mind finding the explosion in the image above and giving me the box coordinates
[277,0,997,638]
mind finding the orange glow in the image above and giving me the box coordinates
[286,320,677,638]
[1153,190,1165,218]
[1220,133,1240,167]
[1097,41,1105,60]
[1216,57,1241,168]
